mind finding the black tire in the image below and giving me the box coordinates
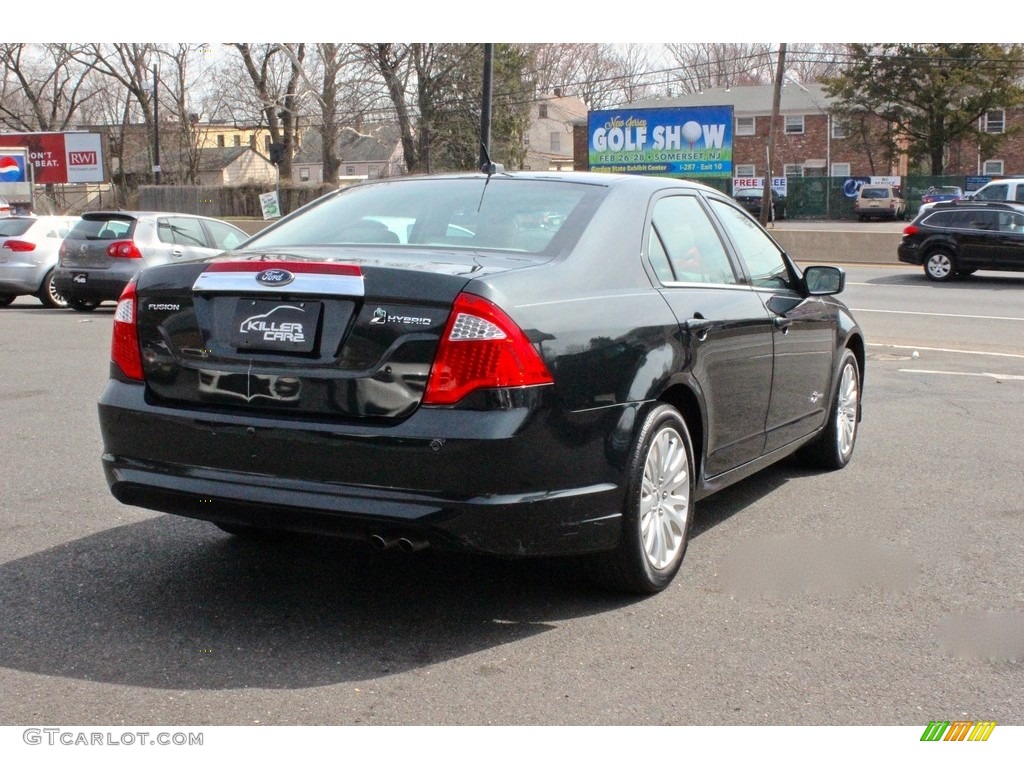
[924,250,956,282]
[586,404,695,594]
[797,349,860,470]
[67,298,100,312]
[35,269,68,309]
[0,295,15,308]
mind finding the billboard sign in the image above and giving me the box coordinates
[588,106,733,178]
[0,132,104,183]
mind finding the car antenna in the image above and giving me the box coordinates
[477,143,505,212]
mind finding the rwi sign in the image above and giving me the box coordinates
[69,151,97,165]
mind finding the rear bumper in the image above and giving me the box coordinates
[0,262,47,294]
[897,243,923,265]
[98,379,631,557]
[53,267,132,302]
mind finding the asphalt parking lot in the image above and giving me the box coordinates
[1,263,1022,737]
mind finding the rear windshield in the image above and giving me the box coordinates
[68,217,136,240]
[244,177,604,254]
[0,219,34,237]
[860,187,892,199]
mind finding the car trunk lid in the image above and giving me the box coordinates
[134,248,538,420]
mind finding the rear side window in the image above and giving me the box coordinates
[974,184,1007,202]
[0,220,33,237]
[649,196,736,284]
[159,217,208,248]
[204,219,247,250]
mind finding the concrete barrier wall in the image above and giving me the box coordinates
[771,228,903,266]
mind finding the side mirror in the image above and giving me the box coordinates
[804,265,845,295]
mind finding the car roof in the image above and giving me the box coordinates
[930,199,1024,211]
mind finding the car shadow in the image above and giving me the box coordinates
[0,515,637,691]
[0,461,817,692]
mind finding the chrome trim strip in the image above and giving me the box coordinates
[192,271,365,296]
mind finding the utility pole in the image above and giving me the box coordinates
[761,44,786,227]
[152,65,161,185]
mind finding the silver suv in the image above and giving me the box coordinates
[54,211,248,311]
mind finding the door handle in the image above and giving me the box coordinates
[684,317,715,341]
[773,316,793,333]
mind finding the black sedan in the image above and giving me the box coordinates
[732,187,786,220]
[98,171,864,594]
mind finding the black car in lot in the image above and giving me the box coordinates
[897,200,1024,281]
[98,171,865,594]
[732,187,786,220]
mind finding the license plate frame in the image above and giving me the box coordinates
[230,299,322,353]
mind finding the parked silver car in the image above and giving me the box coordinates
[0,215,81,308]
[54,211,249,311]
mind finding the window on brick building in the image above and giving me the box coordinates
[984,110,1005,133]
[217,135,225,148]
[550,132,561,153]
[983,159,1004,176]
[736,116,755,136]
[784,115,805,134]
[831,119,848,139]
[538,104,548,119]
[831,163,851,177]
[784,164,804,177]
[735,164,756,177]
[233,134,241,147]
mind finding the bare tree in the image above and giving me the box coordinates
[528,43,660,109]
[0,43,98,132]
[664,43,775,94]
[786,44,849,84]
[162,44,221,184]
[229,43,306,177]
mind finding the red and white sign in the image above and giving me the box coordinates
[0,132,104,183]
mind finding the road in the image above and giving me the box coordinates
[0,266,1022,742]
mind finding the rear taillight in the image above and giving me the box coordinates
[902,225,919,236]
[107,240,142,258]
[423,293,553,405]
[111,280,143,381]
[2,239,35,252]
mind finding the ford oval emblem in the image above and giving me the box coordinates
[256,268,295,286]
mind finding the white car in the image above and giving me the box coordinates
[0,215,81,308]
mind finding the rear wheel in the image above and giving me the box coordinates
[36,269,68,309]
[797,349,860,470]
[586,404,695,594]
[924,250,955,282]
